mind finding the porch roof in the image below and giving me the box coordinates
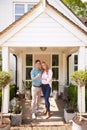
[0,0,87,48]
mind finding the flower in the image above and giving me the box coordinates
[9,104,22,114]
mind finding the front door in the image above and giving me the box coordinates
[25,54,59,92]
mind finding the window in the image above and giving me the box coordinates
[15,4,24,21]
[52,55,59,91]
[74,55,78,71]
[27,4,34,11]
[14,3,35,21]
[26,54,33,80]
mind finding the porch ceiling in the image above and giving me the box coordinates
[10,47,79,55]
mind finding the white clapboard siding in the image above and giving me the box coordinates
[7,12,83,47]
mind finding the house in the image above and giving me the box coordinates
[0,0,87,114]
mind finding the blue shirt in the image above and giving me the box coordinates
[30,68,42,87]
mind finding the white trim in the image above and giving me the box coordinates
[0,2,87,47]
[0,5,44,46]
[46,8,87,45]
[48,0,87,32]
[13,2,37,21]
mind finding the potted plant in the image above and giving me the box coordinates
[52,81,59,100]
[64,83,77,122]
[24,81,31,100]
[64,101,77,122]
[0,71,11,130]
[71,70,87,130]
[9,100,22,126]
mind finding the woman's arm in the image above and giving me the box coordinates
[47,69,52,82]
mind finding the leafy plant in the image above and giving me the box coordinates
[0,71,11,125]
[62,0,87,17]
[67,83,77,103]
[66,101,77,113]
[9,104,22,114]
[66,83,78,113]
[25,81,31,90]
[71,70,87,121]
[71,70,87,87]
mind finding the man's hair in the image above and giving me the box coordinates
[35,60,41,64]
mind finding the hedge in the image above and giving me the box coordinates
[67,83,87,111]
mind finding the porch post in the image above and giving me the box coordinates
[59,53,66,95]
[2,46,10,113]
[78,46,85,112]
[18,54,23,92]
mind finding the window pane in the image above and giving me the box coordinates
[52,68,59,80]
[15,15,22,21]
[52,81,59,91]
[26,54,32,66]
[74,55,78,64]
[15,4,24,14]
[52,55,59,66]
[74,66,78,71]
[26,68,32,80]
[27,4,34,11]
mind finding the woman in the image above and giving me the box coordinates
[41,62,52,119]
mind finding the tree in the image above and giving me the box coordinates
[62,0,87,17]
[71,70,87,121]
[0,71,11,125]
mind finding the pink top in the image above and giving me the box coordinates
[42,69,52,86]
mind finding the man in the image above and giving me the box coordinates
[31,60,42,119]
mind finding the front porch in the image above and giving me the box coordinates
[10,97,72,130]
[1,46,86,114]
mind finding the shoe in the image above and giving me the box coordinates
[32,113,36,119]
[43,108,47,115]
[45,111,50,119]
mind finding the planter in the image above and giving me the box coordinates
[25,90,31,100]
[10,111,22,126]
[52,90,58,100]
[64,108,76,122]
[0,118,10,130]
[72,116,87,130]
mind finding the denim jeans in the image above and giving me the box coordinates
[42,84,51,112]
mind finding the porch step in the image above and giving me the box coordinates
[10,125,72,130]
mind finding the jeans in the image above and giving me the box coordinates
[42,84,51,112]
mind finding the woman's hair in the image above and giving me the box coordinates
[42,61,49,74]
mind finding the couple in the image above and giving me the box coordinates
[31,60,52,119]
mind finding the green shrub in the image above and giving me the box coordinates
[67,83,78,111]
[67,83,87,112]
[10,84,17,100]
[67,83,77,103]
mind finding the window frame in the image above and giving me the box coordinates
[13,2,36,21]
[74,54,78,71]
[25,54,33,81]
[52,54,59,91]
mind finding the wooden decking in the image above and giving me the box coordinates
[10,97,72,130]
